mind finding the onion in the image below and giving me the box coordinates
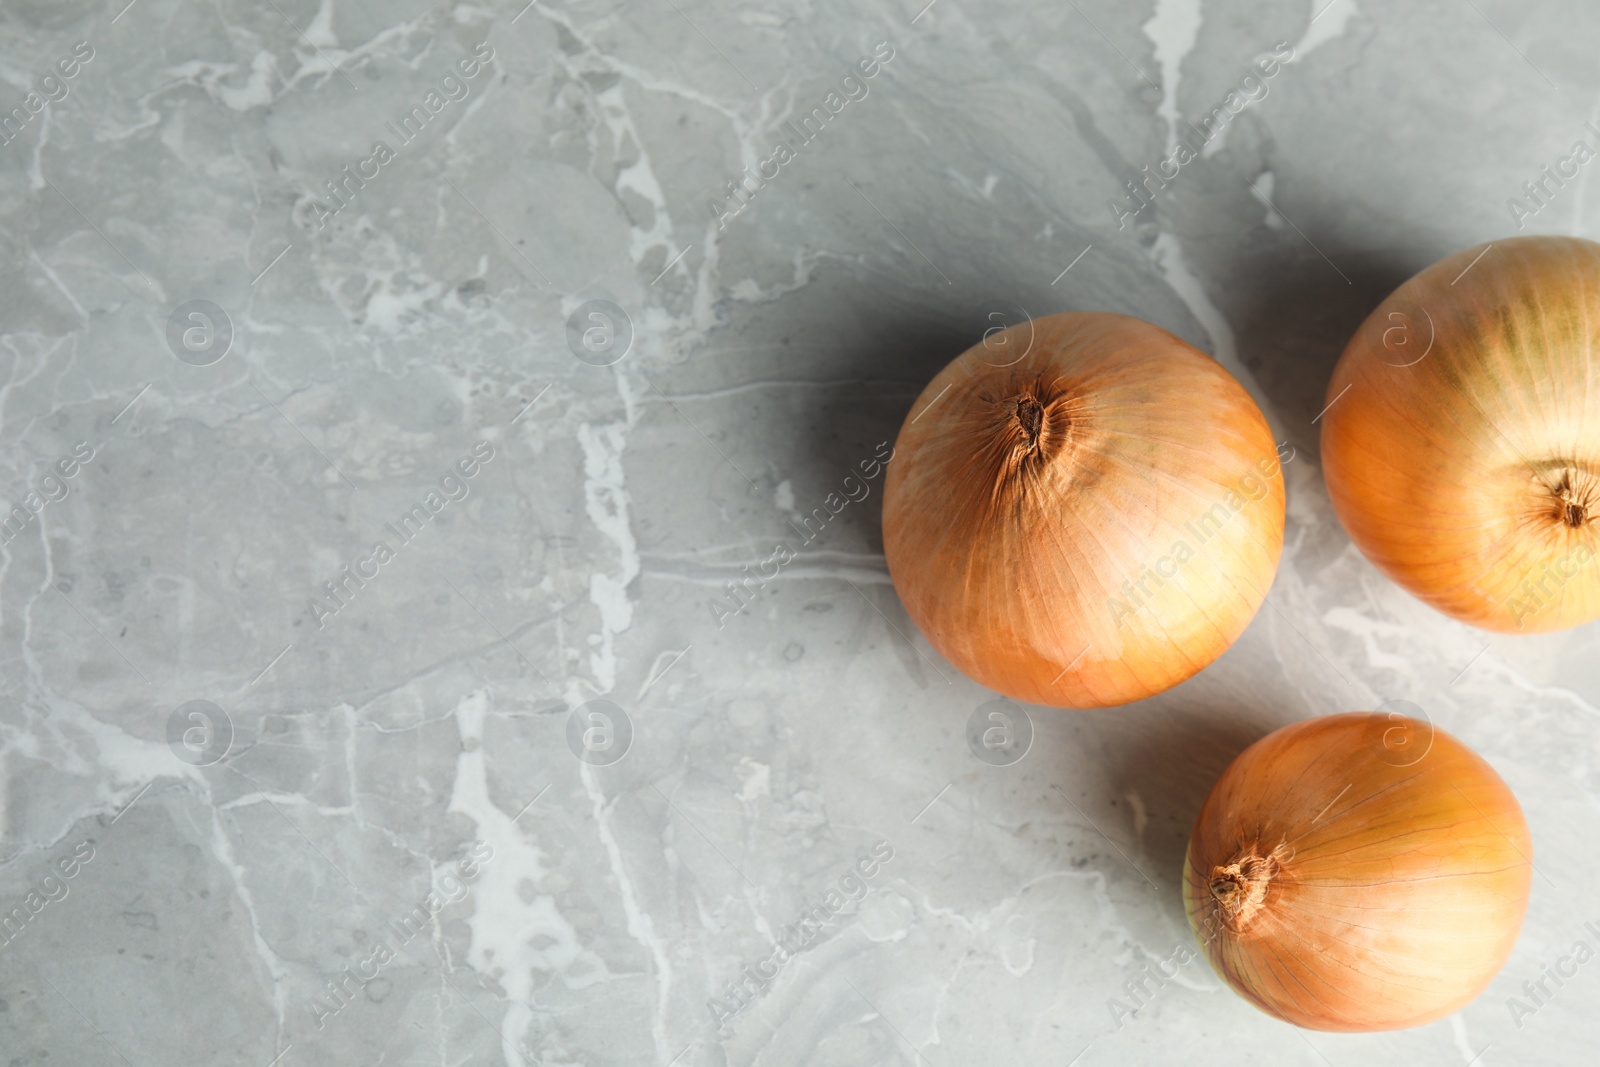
[1184,712,1531,1031]
[1322,235,1600,631]
[882,311,1285,708]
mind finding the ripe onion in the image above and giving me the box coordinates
[1322,235,1600,632]
[1183,712,1531,1031]
[882,311,1285,708]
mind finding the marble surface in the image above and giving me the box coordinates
[2,0,1599,1064]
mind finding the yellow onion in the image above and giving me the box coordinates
[1322,235,1600,631]
[1184,712,1531,1031]
[882,311,1285,708]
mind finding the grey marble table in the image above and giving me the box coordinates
[1,0,1597,1064]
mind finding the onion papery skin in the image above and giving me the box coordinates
[1322,235,1600,632]
[881,311,1284,709]
[1183,713,1532,1032]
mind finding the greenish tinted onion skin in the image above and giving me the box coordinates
[1323,235,1600,633]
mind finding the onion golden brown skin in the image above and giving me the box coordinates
[1183,713,1532,1031]
[882,311,1284,708]
[1322,235,1600,632]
